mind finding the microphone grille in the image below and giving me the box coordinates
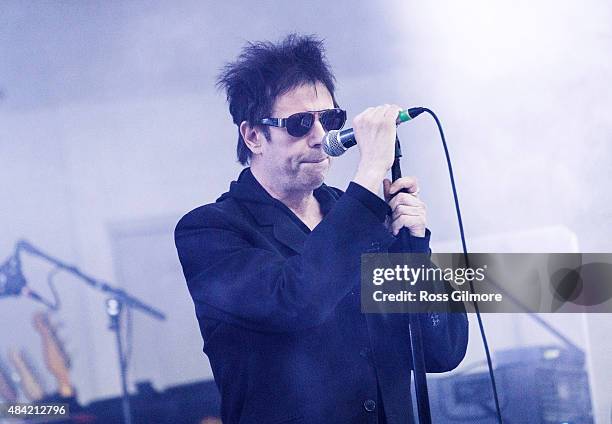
[322,130,347,157]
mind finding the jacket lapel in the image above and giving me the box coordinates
[222,168,341,255]
[242,202,307,255]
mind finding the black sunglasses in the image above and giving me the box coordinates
[258,108,347,137]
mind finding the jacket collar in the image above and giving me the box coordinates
[217,168,339,254]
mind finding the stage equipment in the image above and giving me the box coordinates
[84,379,221,423]
[2,240,166,424]
[33,312,74,398]
[428,346,593,423]
[390,132,432,424]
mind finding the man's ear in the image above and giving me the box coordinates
[240,121,265,156]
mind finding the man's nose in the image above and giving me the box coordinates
[307,119,326,147]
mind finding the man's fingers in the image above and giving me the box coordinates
[384,104,403,119]
[388,192,425,211]
[385,173,427,237]
[388,176,419,196]
[390,214,427,236]
[392,204,424,220]
[383,179,392,202]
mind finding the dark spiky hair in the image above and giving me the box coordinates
[217,34,337,165]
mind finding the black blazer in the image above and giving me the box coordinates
[175,168,468,424]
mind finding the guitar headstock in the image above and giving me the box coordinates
[32,312,73,397]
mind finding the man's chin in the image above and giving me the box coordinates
[299,168,328,189]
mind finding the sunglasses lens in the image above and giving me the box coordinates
[286,113,314,137]
[284,109,346,137]
[320,109,346,131]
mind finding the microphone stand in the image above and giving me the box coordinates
[15,240,166,424]
[391,135,432,424]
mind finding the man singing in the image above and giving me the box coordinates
[175,34,468,424]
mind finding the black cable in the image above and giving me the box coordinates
[46,267,62,311]
[421,107,504,424]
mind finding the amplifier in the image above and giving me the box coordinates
[427,346,594,424]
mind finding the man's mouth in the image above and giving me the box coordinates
[303,157,328,164]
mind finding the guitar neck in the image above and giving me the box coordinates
[33,312,74,398]
[0,355,18,402]
[8,349,45,402]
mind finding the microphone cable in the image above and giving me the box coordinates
[415,107,504,424]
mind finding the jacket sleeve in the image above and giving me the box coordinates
[175,186,396,333]
[396,247,469,372]
[386,222,469,372]
[418,311,469,372]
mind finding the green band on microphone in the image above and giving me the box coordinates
[397,110,412,123]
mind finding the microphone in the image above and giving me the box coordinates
[323,107,425,157]
[0,251,58,310]
[0,254,26,298]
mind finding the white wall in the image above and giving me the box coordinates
[1,1,610,421]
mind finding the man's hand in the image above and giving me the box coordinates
[352,104,403,194]
[384,177,427,237]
